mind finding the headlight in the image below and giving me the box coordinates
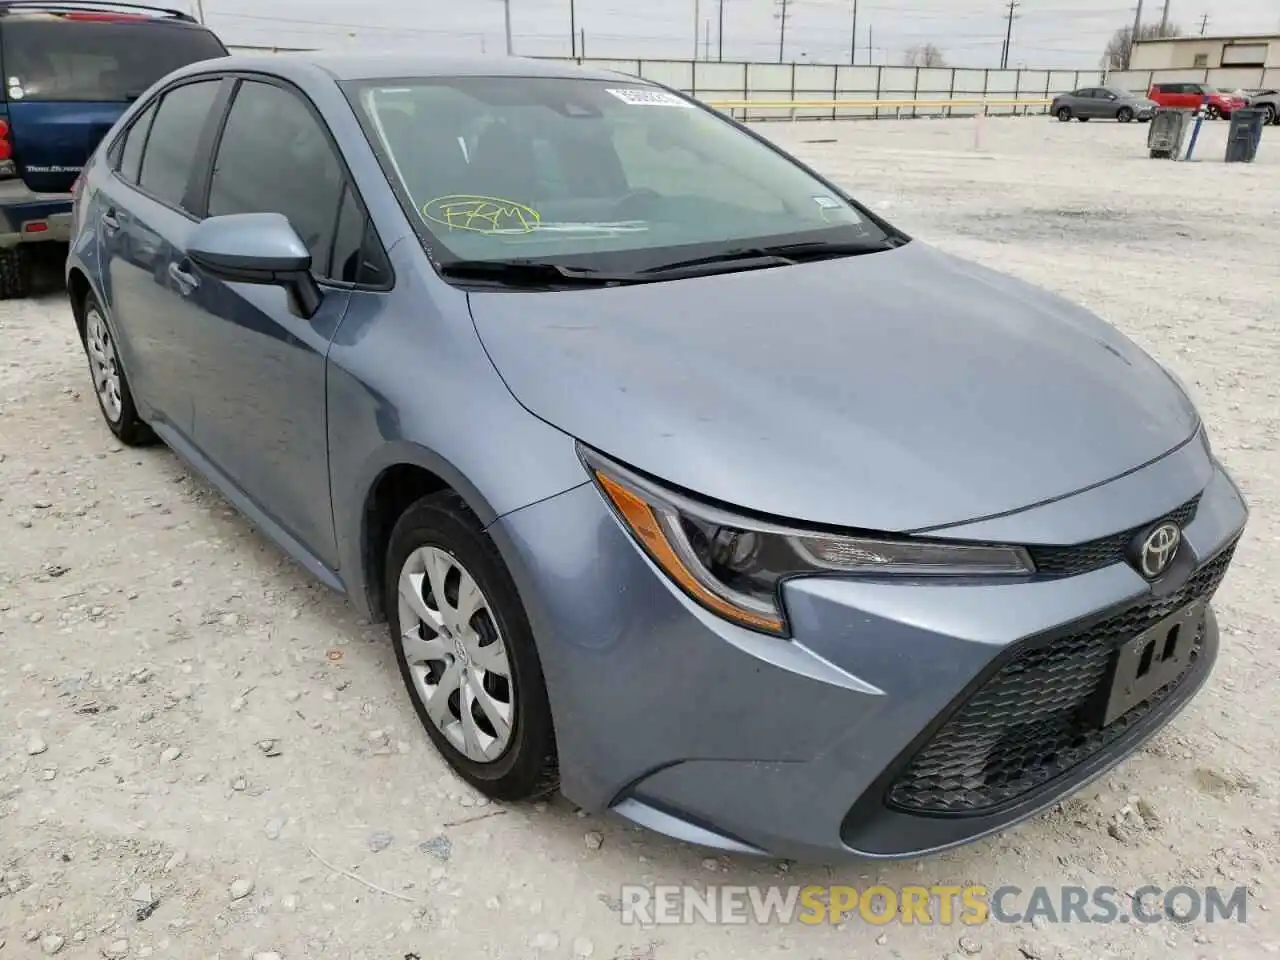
[580,446,1034,637]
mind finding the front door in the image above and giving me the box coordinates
[178,77,354,568]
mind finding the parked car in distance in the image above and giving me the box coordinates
[1147,82,1246,119]
[1244,89,1279,125]
[0,0,228,298]
[67,53,1248,862]
[1052,85,1157,123]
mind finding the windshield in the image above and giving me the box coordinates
[344,75,893,272]
[1,20,227,103]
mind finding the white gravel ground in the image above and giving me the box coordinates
[2,115,1278,959]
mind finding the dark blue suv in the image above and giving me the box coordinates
[0,1,226,298]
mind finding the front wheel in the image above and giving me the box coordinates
[386,491,558,801]
[1264,104,1278,125]
[1206,105,1221,120]
[1056,107,1072,122]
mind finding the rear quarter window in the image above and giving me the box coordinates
[1,19,226,103]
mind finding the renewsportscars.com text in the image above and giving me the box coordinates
[619,884,1249,926]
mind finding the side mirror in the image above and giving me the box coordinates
[187,212,323,319]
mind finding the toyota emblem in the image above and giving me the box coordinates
[1134,521,1181,579]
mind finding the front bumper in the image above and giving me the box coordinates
[490,444,1247,862]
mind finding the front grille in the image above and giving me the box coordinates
[886,540,1237,815]
[1027,496,1200,578]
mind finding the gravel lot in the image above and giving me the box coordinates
[2,116,1278,959]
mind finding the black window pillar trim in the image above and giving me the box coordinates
[183,75,239,220]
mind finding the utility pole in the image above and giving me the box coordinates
[1159,0,1170,33]
[704,18,711,58]
[193,0,204,23]
[775,0,789,63]
[1198,12,1208,35]
[868,23,873,65]
[849,0,858,64]
[570,0,576,57]
[1000,0,1019,69]
[718,0,725,61]
[694,0,701,60]
[580,27,586,56]
[503,0,513,55]
[1124,0,1144,69]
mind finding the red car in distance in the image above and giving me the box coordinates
[1148,82,1247,119]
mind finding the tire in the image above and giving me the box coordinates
[1206,105,1221,120]
[386,491,558,802]
[1056,107,1072,122]
[0,246,32,300]
[1078,117,1090,122]
[1264,105,1278,126]
[1117,107,1134,123]
[80,291,156,446]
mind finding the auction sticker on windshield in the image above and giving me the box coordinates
[606,88,695,107]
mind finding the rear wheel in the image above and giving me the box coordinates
[1117,107,1134,123]
[1056,107,1072,122]
[1206,104,1221,119]
[82,292,155,446]
[1078,116,1090,122]
[386,491,558,801]
[0,247,32,300]
[1264,104,1278,125]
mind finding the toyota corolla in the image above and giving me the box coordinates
[66,54,1247,862]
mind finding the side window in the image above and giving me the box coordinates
[329,185,389,286]
[137,80,221,210]
[117,102,158,184]
[207,79,344,276]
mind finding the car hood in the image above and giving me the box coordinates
[467,241,1199,532]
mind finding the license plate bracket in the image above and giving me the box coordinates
[1096,600,1204,728]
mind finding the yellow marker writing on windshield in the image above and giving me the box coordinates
[422,195,541,234]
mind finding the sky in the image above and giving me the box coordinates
[194,0,1280,69]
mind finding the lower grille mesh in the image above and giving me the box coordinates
[886,541,1237,815]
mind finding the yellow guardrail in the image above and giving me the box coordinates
[703,97,1054,111]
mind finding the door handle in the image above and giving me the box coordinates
[101,209,121,234]
[168,261,199,295]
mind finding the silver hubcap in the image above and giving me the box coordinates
[397,546,514,763]
[85,307,122,423]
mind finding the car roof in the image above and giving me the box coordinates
[199,52,641,84]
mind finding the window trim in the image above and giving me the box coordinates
[112,98,157,184]
[109,73,233,224]
[198,70,394,292]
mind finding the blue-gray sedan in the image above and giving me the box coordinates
[66,53,1248,862]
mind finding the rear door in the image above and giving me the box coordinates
[0,16,226,194]
[98,76,228,436]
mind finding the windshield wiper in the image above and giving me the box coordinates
[437,259,643,287]
[638,237,904,276]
